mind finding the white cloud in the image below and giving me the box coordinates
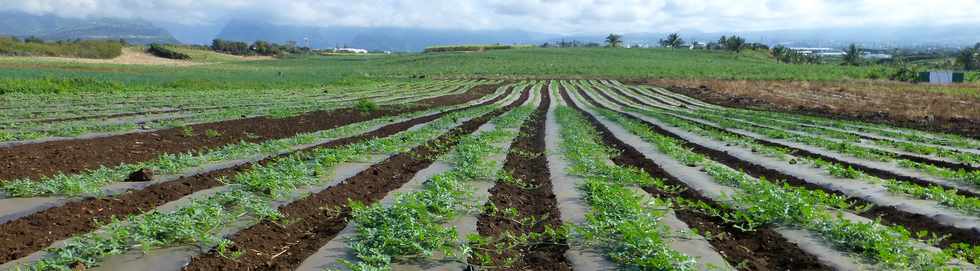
[2,0,978,33]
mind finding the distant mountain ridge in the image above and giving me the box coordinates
[216,19,547,52]
[0,11,178,44]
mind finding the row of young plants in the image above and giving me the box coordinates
[591,106,959,270]
[15,91,513,271]
[707,105,980,151]
[342,93,539,270]
[590,86,980,263]
[0,82,474,142]
[0,83,514,197]
[623,104,980,217]
[587,81,680,106]
[698,108,980,165]
[668,107,980,188]
[0,79,445,116]
[0,79,468,122]
[554,105,698,270]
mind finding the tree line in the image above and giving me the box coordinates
[210,39,312,57]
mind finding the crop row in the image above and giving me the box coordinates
[570,88,957,269]
[671,108,980,188]
[0,81,482,142]
[343,87,539,269]
[12,87,516,271]
[0,83,514,197]
[576,81,980,266]
[695,108,980,166]
[0,79,470,122]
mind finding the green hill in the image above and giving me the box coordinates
[0,11,178,44]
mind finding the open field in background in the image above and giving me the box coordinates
[0,80,979,270]
[0,47,936,93]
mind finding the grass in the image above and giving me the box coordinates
[0,37,122,59]
[0,47,906,94]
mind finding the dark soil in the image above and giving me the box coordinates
[660,84,980,140]
[181,87,531,271]
[0,86,515,266]
[562,87,832,271]
[580,89,980,252]
[474,87,571,270]
[0,83,499,182]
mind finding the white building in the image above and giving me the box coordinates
[789,47,846,57]
[334,48,368,54]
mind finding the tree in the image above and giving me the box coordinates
[605,34,623,48]
[24,36,44,43]
[957,47,977,70]
[724,35,746,53]
[659,33,684,48]
[771,45,789,63]
[843,43,862,66]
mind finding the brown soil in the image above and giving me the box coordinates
[474,87,571,270]
[639,79,980,139]
[563,87,831,270]
[581,89,980,253]
[0,87,514,265]
[182,88,530,271]
[0,83,498,182]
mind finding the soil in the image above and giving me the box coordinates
[0,86,515,265]
[181,88,530,271]
[580,89,980,252]
[474,88,571,270]
[594,86,980,198]
[0,83,499,182]
[648,81,980,139]
[562,87,831,270]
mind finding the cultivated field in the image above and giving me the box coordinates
[1,77,979,271]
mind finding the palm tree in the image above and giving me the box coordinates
[957,47,977,70]
[659,33,684,48]
[605,34,623,48]
[843,43,862,66]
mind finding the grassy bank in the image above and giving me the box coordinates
[0,37,123,59]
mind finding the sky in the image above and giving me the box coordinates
[3,0,980,35]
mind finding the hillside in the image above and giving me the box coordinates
[0,11,178,44]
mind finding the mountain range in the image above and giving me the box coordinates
[0,11,178,44]
[1,11,978,51]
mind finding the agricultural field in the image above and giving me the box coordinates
[1,63,979,271]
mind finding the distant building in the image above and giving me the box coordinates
[918,71,965,84]
[861,52,893,60]
[789,47,846,57]
[334,48,368,54]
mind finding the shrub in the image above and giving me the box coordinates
[146,44,190,60]
[354,100,378,113]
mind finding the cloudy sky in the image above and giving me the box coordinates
[3,0,980,34]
